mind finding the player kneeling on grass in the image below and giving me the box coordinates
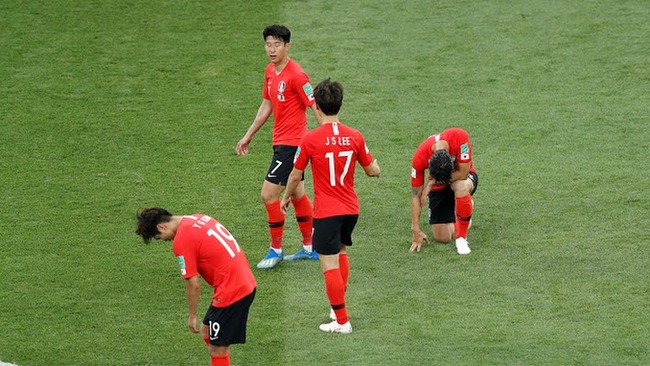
[282,78,380,333]
[409,128,479,255]
[136,208,257,366]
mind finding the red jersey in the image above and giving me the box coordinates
[411,127,476,189]
[172,215,257,308]
[262,59,315,146]
[294,122,374,219]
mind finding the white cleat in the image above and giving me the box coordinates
[455,237,471,255]
[319,320,352,334]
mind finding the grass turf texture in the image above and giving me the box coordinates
[1,0,648,365]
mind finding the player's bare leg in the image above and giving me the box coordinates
[430,223,454,243]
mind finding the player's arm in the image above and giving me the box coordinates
[451,162,470,182]
[363,159,381,177]
[409,185,429,253]
[308,103,321,126]
[281,167,304,213]
[185,275,201,333]
[236,99,273,155]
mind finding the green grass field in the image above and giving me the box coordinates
[1,1,648,365]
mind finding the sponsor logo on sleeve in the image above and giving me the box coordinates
[303,83,314,101]
[460,143,470,160]
[177,256,187,276]
[294,147,301,163]
[411,167,417,179]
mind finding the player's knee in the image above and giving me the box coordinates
[432,233,453,243]
[261,192,275,204]
[451,180,472,196]
[209,345,229,356]
[432,224,454,243]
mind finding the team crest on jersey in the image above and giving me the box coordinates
[277,81,286,102]
[177,256,187,276]
[303,82,314,101]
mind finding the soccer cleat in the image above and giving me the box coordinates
[256,249,283,269]
[284,248,319,261]
[455,237,471,255]
[329,308,337,321]
[319,320,352,334]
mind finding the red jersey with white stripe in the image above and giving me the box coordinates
[172,215,257,308]
[410,127,476,189]
[294,122,374,219]
[263,59,315,146]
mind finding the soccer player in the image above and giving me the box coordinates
[281,79,380,333]
[409,127,479,255]
[236,24,319,269]
[135,208,257,366]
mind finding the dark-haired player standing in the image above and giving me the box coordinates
[135,208,256,366]
[409,127,478,255]
[282,79,380,333]
[236,24,319,269]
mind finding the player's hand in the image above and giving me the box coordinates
[187,315,199,333]
[280,196,291,214]
[420,181,433,208]
[409,229,429,253]
[236,137,251,156]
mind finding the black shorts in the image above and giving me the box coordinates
[265,145,304,185]
[202,288,256,346]
[313,215,359,255]
[428,172,479,224]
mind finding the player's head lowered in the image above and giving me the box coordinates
[263,25,291,43]
[428,149,453,185]
[314,78,344,116]
[135,207,173,244]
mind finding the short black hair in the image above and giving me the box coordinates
[314,78,343,116]
[135,207,172,244]
[263,25,291,43]
[429,150,453,185]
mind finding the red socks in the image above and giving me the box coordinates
[210,353,230,366]
[455,194,473,239]
[265,196,313,250]
[339,253,350,290]
[265,200,284,250]
[324,268,348,324]
[291,195,313,245]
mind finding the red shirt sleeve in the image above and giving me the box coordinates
[172,219,200,279]
[411,136,435,187]
[440,128,472,164]
[294,135,310,171]
[356,132,374,167]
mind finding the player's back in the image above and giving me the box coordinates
[298,122,372,218]
[173,215,256,307]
